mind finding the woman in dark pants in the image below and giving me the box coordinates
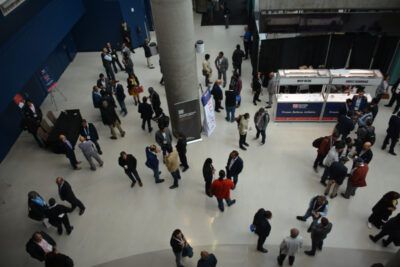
[368,191,399,229]
[202,158,215,197]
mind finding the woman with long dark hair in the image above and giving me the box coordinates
[368,191,399,229]
[170,229,189,267]
[202,158,215,197]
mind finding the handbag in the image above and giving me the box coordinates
[182,244,193,258]
[133,85,144,94]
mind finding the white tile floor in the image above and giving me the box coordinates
[0,13,399,267]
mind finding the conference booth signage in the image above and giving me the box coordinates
[274,69,382,122]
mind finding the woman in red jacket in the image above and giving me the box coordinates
[341,158,369,199]
[211,170,236,212]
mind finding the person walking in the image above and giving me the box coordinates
[225,150,243,188]
[225,86,236,122]
[127,73,141,105]
[197,251,217,267]
[138,96,154,133]
[145,145,165,184]
[59,134,81,170]
[296,195,329,230]
[100,47,115,80]
[155,126,173,157]
[385,79,400,113]
[202,158,215,197]
[238,113,250,150]
[56,177,85,215]
[142,38,155,69]
[254,108,269,145]
[122,50,134,76]
[27,191,49,227]
[252,209,272,253]
[165,147,181,189]
[106,42,124,73]
[44,247,74,267]
[80,119,102,155]
[170,229,191,267]
[335,111,355,140]
[100,100,126,140]
[320,140,345,186]
[242,26,252,59]
[341,158,369,199]
[92,85,102,109]
[252,73,262,105]
[149,87,163,119]
[211,80,223,112]
[77,136,104,171]
[211,170,236,212]
[382,111,400,156]
[118,151,143,188]
[313,133,338,172]
[46,198,73,235]
[202,54,212,86]
[113,80,128,116]
[232,44,245,76]
[324,157,349,199]
[176,133,189,172]
[215,52,229,87]
[265,72,276,108]
[277,228,303,266]
[304,217,332,256]
[369,213,400,247]
[368,191,399,229]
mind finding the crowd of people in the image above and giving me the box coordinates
[20,22,400,267]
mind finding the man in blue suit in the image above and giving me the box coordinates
[351,87,368,112]
[145,145,164,184]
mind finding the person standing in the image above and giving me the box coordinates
[341,158,369,199]
[46,198,73,235]
[59,134,81,170]
[145,145,165,184]
[138,96,154,133]
[100,47,115,81]
[155,127,173,156]
[211,170,236,212]
[28,191,49,227]
[225,86,236,122]
[202,54,212,86]
[197,251,217,267]
[253,209,272,253]
[92,86,102,109]
[97,73,111,92]
[26,231,56,262]
[176,133,189,172]
[320,141,345,186]
[375,75,389,103]
[254,108,269,145]
[121,21,135,52]
[165,147,181,189]
[225,150,243,188]
[351,88,368,112]
[118,151,143,187]
[122,50,134,76]
[106,42,124,73]
[353,141,373,164]
[313,133,338,172]
[215,52,229,87]
[229,72,242,107]
[202,158,215,197]
[127,73,141,105]
[44,247,74,267]
[211,80,223,112]
[385,78,400,113]
[324,157,349,199]
[113,80,128,116]
[56,177,85,215]
[221,0,230,29]
[142,39,155,69]
[80,119,102,154]
[368,191,399,229]
[149,87,163,119]
[100,100,126,140]
[242,26,252,59]
[232,44,245,76]
[296,195,329,229]
[252,73,262,105]
[382,111,400,156]
[277,228,303,266]
[304,217,332,256]
[170,229,189,267]
[238,113,250,150]
[77,136,104,171]
[22,99,42,122]
[369,213,400,247]
[265,72,276,108]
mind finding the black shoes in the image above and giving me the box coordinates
[258,248,268,253]
[67,226,74,235]
[389,151,397,156]
[296,216,306,222]
[156,179,165,184]
[304,251,315,256]
[79,208,85,216]
[244,142,250,147]
[182,167,189,172]
[131,182,135,188]
[369,235,377,243]
[341,193,349,199]
[240,146,247,150]
[169,185,178,189]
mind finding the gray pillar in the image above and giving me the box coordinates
[151,0,201,141]
[385,249,400,267]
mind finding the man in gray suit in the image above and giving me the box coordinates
[78,136,104,171]
[266,72,276,108]
[155,126,173,157]
[215,51,229,87]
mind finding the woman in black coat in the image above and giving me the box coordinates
[368,191,399,229]
[252,209,272,253]
[202,158,214,197]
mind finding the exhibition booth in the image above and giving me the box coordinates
[274,69,382,122]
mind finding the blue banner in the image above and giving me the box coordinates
[276,102,323,121]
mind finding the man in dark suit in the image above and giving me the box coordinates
[44,248,74,267]
[225,150,244,188]
[56,177,85,215]
[351,88,368,112]
[232,44,245,76]
[113,80,127,116]
[26,231,56,262]
[97,73,111,93]
[354,141,373,164]
[106,42,124,73]
[148,87,163,118]
[46,198,73,235]
[253,209,272,253]
[22,99,42,122]
[225,87,237,122]
[118,151,143,187]
[59,134,81,170]
[100,100,125,140]
[338,99,352,117]
[100,48,115,81]
[335,111,355,140]
[138,96,154,132]
[176,133,189,172]
[385,79,400,112]
[382,111,400,156]
[80,119,102,154]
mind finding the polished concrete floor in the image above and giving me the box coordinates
[0,13,399,267]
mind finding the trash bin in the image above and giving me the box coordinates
[149,42,158,56]
[195,40,204,54]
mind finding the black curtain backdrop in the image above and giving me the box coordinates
[259,33,399,74]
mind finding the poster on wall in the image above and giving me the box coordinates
[38,67,57,92]
[174,99,202,142]
[201,89,216,136]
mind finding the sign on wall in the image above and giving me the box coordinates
[201,89,216,136]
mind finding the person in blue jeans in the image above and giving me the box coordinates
[145,145,164,184]
[296,195,329,231]
[225,87,236,122]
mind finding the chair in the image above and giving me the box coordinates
[46,111,57,125]
[40,119,53,133]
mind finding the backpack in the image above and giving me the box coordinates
[312,136,325,148]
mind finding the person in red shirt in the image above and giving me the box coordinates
[313,133,338,172]
[211,170,236,212]
[341,158,369,199]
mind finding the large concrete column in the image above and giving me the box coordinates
[150,0,201,141]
